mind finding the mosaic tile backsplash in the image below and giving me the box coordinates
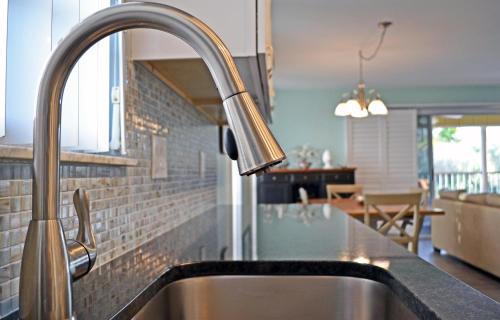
[0,62,218,317]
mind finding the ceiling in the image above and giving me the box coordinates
[272,0,500,89]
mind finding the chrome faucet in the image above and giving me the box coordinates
[19,2,285,319]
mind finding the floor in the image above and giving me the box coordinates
[418,237,500,303]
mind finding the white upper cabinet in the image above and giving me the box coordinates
[129,0,267,60]
[127,0,274,123]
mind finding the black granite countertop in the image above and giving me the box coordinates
[7,204,500,319]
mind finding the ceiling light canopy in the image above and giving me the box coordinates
[335,21,392,118]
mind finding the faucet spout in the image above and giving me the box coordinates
[20,2,284,319]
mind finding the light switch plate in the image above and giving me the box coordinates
[152,135,168,179]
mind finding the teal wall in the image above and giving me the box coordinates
[382,85,500,105]
[270,89,347,167]
[271,85,500,167]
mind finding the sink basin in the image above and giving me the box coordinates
[132,275,418,320]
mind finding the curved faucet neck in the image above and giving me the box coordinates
[32,2,246,220]
[21,3,284,318]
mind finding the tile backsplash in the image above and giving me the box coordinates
[0,62,218,316]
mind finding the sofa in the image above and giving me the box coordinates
[432,191,500,277]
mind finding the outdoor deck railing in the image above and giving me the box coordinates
[434,171,500,194]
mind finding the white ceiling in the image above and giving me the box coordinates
[272,0,500,89]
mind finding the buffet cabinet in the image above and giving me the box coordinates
[257,168,356,204]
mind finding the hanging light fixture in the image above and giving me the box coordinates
[335,21,392,118]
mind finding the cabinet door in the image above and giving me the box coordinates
[291,183,319,202]
[320,171,355,198]
[130,0,256,60]
[258,183,290,204]
[293,173,320,183]
[323,172,355,184]
[261,173,289,183]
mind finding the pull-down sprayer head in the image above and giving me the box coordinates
[224,92,284,175]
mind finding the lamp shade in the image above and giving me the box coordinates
[346,99,361,114]
[334,102,351,116]
[347,99,367,118]
[351,106,368,118]
[368,99,388,115]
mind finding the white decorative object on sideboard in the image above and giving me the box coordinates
[322,149,333,169]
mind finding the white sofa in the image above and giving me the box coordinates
[432,192,500,277]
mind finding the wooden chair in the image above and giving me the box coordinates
[410,187,429,206]
[363,192,423,254]
[298,187,309,205]
[326,184,363,201]
[399,187,430,236]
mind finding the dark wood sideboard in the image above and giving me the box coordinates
[257,167,356,204]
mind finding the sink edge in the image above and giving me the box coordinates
[110,260,439,320]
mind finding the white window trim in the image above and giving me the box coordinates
[0,0,8,137]
[2,0,114,152]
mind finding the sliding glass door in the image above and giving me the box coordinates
[430,115,500,194]
[433,126,482,193]
[486,126,500,193]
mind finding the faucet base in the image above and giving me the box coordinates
[19,220,73,319]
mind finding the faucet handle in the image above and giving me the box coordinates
[73,188,94,245]
[68,188,97,280]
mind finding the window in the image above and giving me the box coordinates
[431,115,500,194]
[55,0,111,151]
[417,116,432,180]
[0,0,7,137]
[486,126,500,193]
[2,0,122,152]
[346,110,418,193]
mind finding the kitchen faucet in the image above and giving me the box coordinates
[19,2,285,319]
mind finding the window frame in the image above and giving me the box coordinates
[0,0,8,137]
[2,0,120,152]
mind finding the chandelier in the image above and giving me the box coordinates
[335,21,392,118]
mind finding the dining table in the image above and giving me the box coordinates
[309,198,445,231]
[309,198,445,218]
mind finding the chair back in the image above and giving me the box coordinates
[326,184,363,200]
[364,191,423,253]
[298,187,309,205]
[410,187,429,206]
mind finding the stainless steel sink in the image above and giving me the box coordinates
[133,275,418,320]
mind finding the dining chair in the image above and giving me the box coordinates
[409,187,430,207]
[399,187,430,236]
[326,184,364,201]
[298,187,309,205]
[363,192,423,254]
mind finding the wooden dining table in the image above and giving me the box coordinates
[309,198,445,253]
[309,198,445,233]
[309,198,445,218]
